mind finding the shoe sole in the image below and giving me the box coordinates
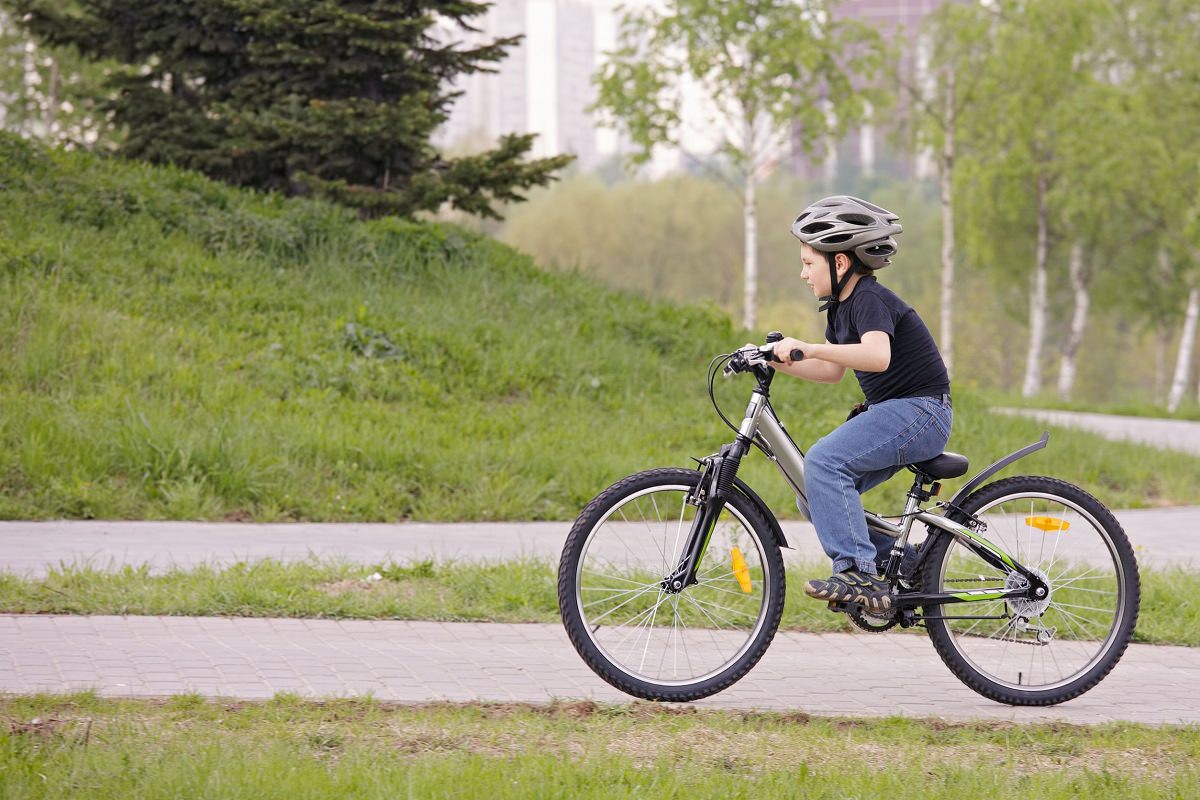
[803,582,892,612]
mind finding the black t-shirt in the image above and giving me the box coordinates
[824,275,950,406]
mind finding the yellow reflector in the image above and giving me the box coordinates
[731,547,753,593]
[1025,516,1070,532]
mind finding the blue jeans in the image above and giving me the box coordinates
[803,394,953,575]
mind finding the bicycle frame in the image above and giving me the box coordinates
[672,354,1050,614]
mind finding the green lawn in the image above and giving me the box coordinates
[1,693,1196,799]
[0,556,1192,646]
[3,132,1200,523]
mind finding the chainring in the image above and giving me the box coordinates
[845,606,899,633]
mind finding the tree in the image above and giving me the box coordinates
[892,2,993,379]
[7,0,571,219]
[0,10,114,147]
[956,0,1109,398]
[592,0,882,331]
[1106,0,1200,411]
[1050,71,1151,402]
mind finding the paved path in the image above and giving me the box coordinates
[3,615,1196,725]
[2,502,1198,577]
[995,407,1200,457]
[3,408,1197,724]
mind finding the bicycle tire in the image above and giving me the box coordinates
[557,467,786,702]
[922,476,1139,705]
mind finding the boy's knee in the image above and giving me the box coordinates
[805,439,839,474]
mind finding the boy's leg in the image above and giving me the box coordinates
[804,396,949,576]
[851,466,917,573]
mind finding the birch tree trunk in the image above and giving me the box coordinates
[1022,171,1049,398]
[45,57,59,138]
[1167,286,1199,413]
[1057,240,1089,401]
[938,66,956,377]
[741,115,758,332]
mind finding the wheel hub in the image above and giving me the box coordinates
[1005,568,1051,617]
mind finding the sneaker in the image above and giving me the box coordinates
[803,571,893,612]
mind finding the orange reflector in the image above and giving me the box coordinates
[731,547,753,593]
[1025,516,1070,532]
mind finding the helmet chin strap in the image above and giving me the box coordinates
[818,255,854,313]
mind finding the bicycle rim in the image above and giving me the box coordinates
[933,491,1130,693]
[574,484,773,687]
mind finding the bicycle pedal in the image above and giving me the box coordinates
[826,600,863,615]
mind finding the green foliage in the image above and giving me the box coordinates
[1,134,1199,522]
[593,0,881,167]
[5,0,571,219]
[2,556,1198,646]
[3,695,1198,799]
[0,10,117,148]
[500,171,945,339]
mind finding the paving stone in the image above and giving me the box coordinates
[2,614,1199,725]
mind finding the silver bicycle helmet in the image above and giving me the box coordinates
[790,195,903,312]
[790,195,902,270]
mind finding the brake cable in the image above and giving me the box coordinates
[706,352,741,435]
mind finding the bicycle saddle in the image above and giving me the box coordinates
[910,452,969,479]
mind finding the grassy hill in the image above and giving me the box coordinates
[2,133,1198,521]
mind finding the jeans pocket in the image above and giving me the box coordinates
[898,409,947,465]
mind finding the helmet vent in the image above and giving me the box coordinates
[821,232,854,244]
[837,213,874,226]
[800,221,836,234]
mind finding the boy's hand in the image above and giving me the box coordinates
[772,337,810,365]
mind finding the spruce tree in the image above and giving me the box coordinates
[8,0,572,218]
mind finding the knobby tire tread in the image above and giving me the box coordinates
[923,475,1140,706]
[557,467,785,702]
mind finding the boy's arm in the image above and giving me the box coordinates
[806,331,891,373]
[771,331,891,380]
[770,339,847,384]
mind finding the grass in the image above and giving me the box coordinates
[0,557,1194,647]
[1,692,1197,798]
[983,388,1200,422]
[3,132,1200,522]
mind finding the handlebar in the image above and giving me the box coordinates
[765,347,806,364]
[722,336,804,377]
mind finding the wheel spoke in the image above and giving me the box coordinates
[925,485,1134,700]
[586,585,658,626]
[568,480,777,690]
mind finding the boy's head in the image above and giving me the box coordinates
[799,244,872,300]
[790,195,903,309]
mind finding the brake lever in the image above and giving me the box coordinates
[723,345,757,377]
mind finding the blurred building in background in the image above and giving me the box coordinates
[437,0,963,181]
[436,0,601,170]
[790,0,963,185]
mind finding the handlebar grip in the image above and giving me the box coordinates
[762,347,805,363]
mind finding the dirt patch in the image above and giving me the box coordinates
[6,715,95,747]
[316,579,420,600]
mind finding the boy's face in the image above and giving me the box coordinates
[799,243,831,299]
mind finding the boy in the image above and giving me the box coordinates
[770,195,952,612]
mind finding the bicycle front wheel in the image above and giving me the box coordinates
[557,468,785,702]
[922,476,1140,705]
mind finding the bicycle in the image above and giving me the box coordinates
[557,333,1140,706]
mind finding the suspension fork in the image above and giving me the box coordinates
[663,378,770,593]
[662,437,751,593]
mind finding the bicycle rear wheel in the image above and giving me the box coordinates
[558,468,785,702]
[922,476,1139,705]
